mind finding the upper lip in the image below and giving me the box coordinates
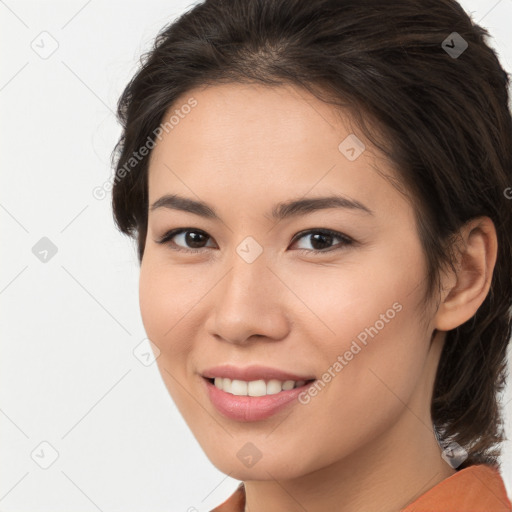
[201,364,316,382]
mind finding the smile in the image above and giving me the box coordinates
[208,377,314,396]
[202,376,316,422]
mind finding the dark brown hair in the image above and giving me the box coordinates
[111,0,512,469]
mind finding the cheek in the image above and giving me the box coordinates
[283,278,430,473]
[302,248,430,426]
[139,258,167,342]
[138,254,200,356]
[138,255,204,414]
[300,237,427,379]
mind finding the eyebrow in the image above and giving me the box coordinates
[149,193,374,220]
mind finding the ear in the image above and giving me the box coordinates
[434,216,498,331]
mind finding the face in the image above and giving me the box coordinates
[139,83,436,480]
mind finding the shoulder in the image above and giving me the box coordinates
[402,464,512,512]
[208,465,511,512]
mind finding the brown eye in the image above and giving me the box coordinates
[290,229,353,253]
[157,228,216,253]
[180,231,209,248]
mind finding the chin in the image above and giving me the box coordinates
[200,441,313,481]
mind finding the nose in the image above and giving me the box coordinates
[206,248,290,345]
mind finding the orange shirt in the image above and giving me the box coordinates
[211,464,512,511]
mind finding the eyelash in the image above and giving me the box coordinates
[155,227,354,255]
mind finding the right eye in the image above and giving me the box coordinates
[156,228,217,253]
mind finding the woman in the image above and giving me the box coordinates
[111,0,512,510]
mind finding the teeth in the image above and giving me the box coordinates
[231,379,247,396]
[223,377,232,394]
[266,380,283,395]
[248,380,266,396]
[212,377,309,396]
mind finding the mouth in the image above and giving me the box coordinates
[203,376,316,396]
[202,375,317,422]
[200,364,318,421]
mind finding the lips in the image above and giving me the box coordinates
[203,377,314,421]
[200,364,318,421]
[201,364,316,382]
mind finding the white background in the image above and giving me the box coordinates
[1,0,511,510]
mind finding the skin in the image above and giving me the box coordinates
[138,82,497,512]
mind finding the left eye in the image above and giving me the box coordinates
[156,228,353,254]
[291,229,354,252]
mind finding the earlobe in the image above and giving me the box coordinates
[434,217,497,332]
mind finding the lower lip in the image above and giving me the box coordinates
[202,377,315,422]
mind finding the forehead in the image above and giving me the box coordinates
[147,82,404,218]
[150,82,352,164]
